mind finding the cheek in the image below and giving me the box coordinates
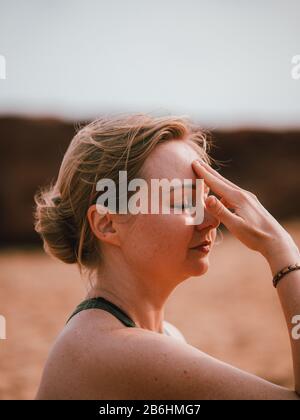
[123,214,192,264]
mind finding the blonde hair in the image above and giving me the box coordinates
[34,113,214,276]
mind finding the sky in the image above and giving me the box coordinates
[0,0,299,129]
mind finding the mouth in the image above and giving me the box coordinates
[190,240,212,254]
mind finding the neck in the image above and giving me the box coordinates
[86,256,175,334]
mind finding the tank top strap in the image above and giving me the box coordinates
[66,296,136,328]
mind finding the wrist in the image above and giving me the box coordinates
[263,241,300,277]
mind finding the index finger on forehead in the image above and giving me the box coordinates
[192,161,236,198]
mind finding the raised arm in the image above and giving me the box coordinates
[191,159,300,397]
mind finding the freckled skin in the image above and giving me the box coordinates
[36,138,300,400]
[114,140,219,286]
[36,139,220,400]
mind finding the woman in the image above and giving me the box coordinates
[34,113,300,399]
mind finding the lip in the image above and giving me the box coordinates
[190,240,212,254]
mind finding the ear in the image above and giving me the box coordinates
[87,204,121,247]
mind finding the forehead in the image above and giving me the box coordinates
[141,140,202,181]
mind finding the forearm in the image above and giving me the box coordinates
[264,241,300,394]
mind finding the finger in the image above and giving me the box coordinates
[205,196,240,230]
[192,160,236,199]
[220,197,235,211]
[198,160,242,191]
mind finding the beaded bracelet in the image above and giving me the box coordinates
[273,263,300,288]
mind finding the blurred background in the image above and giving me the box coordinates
[0,0,300,399]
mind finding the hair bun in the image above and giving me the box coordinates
[34,189,78,264]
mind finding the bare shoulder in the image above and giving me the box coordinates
[36,311,299,400]
[106,329,299,400]
[36,312,188,399]
[35,309,131,399]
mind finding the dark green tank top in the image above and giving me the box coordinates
[66,296,136,328]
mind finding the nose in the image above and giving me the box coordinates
[195,207,220,231]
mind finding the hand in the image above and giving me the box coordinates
[192,159,298,259]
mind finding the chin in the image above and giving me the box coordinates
[189,256,210,277]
